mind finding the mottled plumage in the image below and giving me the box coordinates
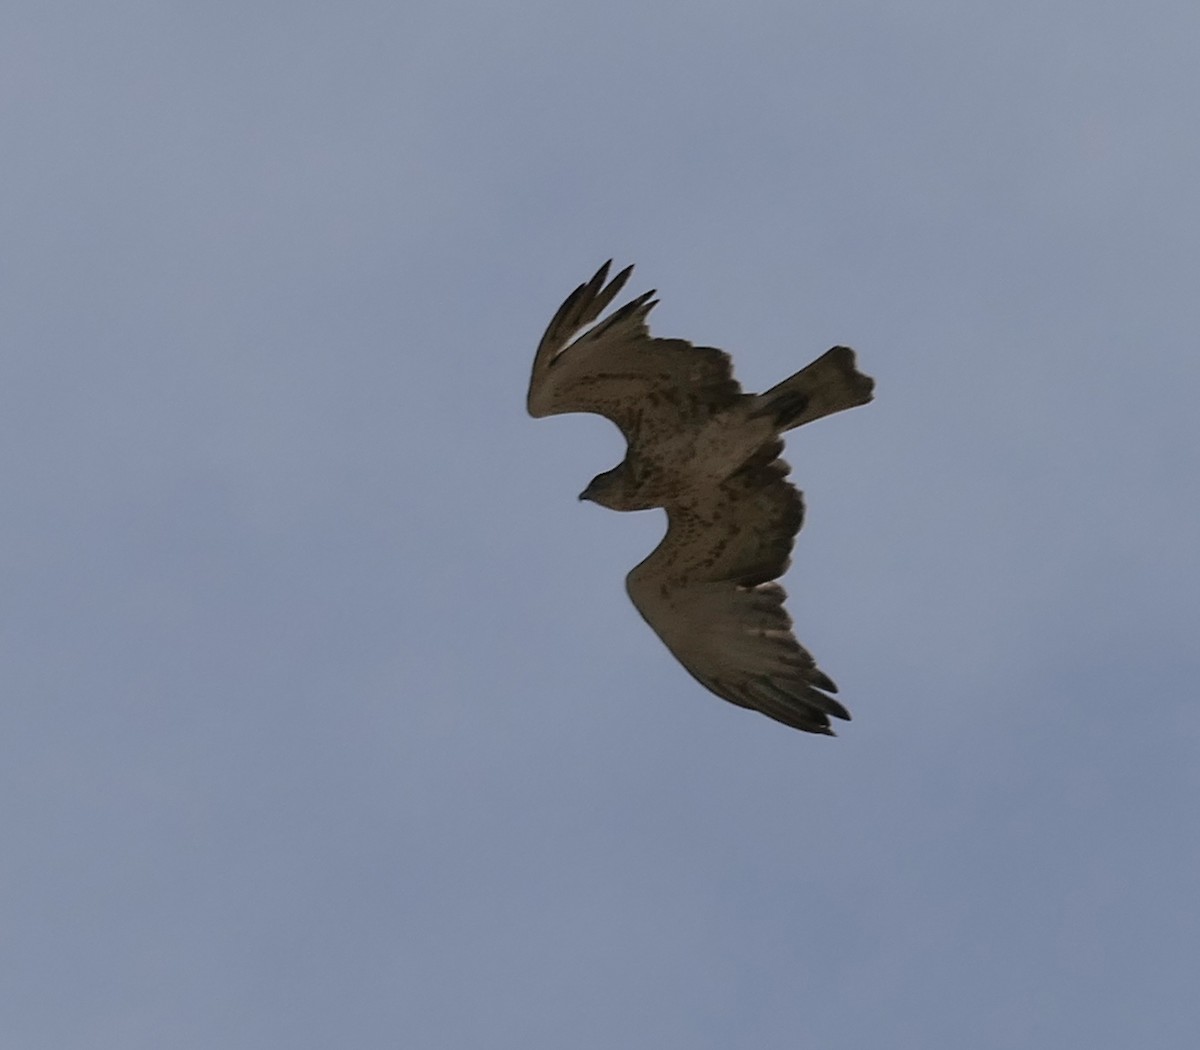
[528,262,873,734]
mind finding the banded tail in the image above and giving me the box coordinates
[754,346,875,431]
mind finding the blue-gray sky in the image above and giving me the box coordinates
[3,2,1198,1047]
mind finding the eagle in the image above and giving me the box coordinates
[527,262,874,734]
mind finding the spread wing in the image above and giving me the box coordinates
[625,447,849,734]
[527,261,745,440]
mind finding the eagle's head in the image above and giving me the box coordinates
[578,464,638,511]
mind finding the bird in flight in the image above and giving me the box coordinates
[527,262,873,734]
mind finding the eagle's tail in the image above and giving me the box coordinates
[754,346,874,432]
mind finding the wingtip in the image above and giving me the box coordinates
[812,669,838,694]
[605,263,636,303]
[592,259,636,291]
[825,698,852,722]
[582,261,611,299]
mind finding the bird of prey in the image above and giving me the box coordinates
[528,262,874,734]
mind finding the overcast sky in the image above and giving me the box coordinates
[3,2,1199,1047]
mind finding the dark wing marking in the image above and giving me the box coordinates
[625,449,848,734]
[527,261,744,440]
